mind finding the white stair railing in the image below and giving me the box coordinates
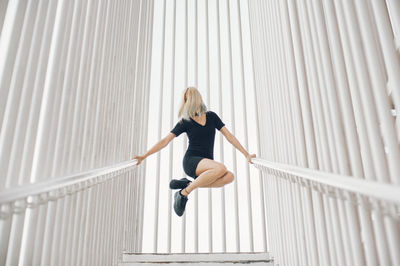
[248,0,400,265]
[0,160,141,266]
[252,158,400,266]
[0,0,154,265]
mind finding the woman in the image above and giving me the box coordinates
[133,87,256,217]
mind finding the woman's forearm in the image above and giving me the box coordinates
[143,139,167,159]
[228,135,249,157]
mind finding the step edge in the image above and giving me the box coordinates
[121,252,271,263]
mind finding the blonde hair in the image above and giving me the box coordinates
[178,87,207,120]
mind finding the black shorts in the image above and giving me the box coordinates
[183,154,206,178]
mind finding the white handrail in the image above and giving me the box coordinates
[0,159,138,205]
[252,158,400,205]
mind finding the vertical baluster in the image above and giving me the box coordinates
[246,0,268,254]
[235,0,254,252]
[139,0,154,253]
[214,0,227,253]
[0,1,39,264]
[181,0,189,253]
[204,0,213,253]
[194,0,199,253]
[153,0,167,253]
[167,0,177,254]
[224,0,241,252]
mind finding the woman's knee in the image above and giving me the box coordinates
[225,171,234,184]
[214,164,227,177]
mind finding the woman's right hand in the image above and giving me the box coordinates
[132,155,145,165]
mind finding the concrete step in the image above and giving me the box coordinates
[119,252,273,265]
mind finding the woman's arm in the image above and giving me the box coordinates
[219,126,256,163]
[132,133,175,165]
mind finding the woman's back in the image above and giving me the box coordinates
[171,110,225,159]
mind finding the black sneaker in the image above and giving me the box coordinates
[174,190,188,217]
[169,178,191,189]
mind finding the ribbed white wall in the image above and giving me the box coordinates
[248,0,400,265]
[0,0,153,265]
[2,0,399,265]
[142,0,267,254]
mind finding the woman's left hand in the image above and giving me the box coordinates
[246,154,256,164]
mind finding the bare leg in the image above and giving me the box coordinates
[198,171,234,188]
[182,159,227,196]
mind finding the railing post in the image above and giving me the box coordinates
[215,0,227,253]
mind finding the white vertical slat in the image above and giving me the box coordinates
[306,1,364,265]
[131,0,143,252]
[235,0,254,252]
[244,0,267,253]
[77,1,109,262]
[140,0,154,253]
[17,1,69,264]
[353,1,400,184]
[259,1,284,263]
[369,0,400,142]
[153,0,167,253]
[225,0,240,253]
[295,2,333,265]
[249,0,271,254]
[87,1,116,264]
[385,0,400,51]
[205,0,213,253]
[334,2,390,265]
[194,0,199,254]
[35,0,75,264]
[181,0,189,253]
[215,0,227,253]
[0,0,9,37]
[278,1,311,264]
[0,1,39,263]
[248,0,400,264]
[351,1,400,264]
[0,0,152,264]
[0,0,28,127]
[274,1,302,263]
[269,3,298,264]
[167,0,177,254]
[0,0,38,188]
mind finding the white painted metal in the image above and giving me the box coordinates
[167,0,177,254]
[121,252,271,264]
[153,0,167,253]
[235,0,254,252]
[2,0,400,265]
[181,0,188,253]
[215,0,227,253]
[194,0,199,253]
[225,0,241,252]
[248,0,400,265]
[121,263,271,266]
[0,0,153,265]
[143,0,264,255]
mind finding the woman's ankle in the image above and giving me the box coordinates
[181,187,190,196]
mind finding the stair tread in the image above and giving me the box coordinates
[121,252,272,264]
[119,262,273,265]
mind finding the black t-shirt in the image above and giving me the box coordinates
[170,111,225,159]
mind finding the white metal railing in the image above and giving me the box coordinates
[0,159,138,213]
[252,158,400,207]
[0,160,140,266]
[0,0,153,265]
[248,0,400,265]
[252,158,400,266]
